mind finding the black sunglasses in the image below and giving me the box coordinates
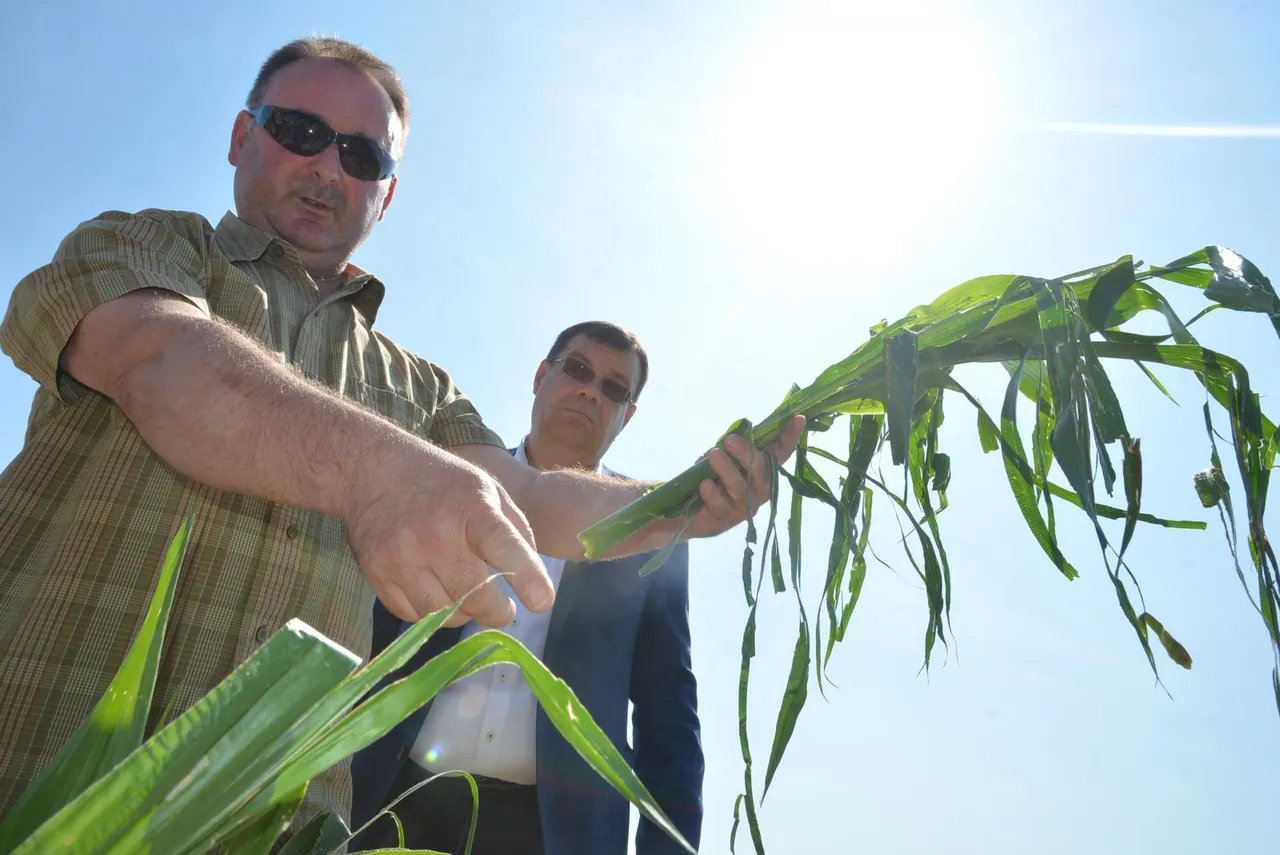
[548,357,634,404]
[248,105,397,181]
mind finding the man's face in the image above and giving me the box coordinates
[532,335,641,465]
[228,58,401,271]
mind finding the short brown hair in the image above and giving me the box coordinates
[546,321,650,401]
[247,37,411,144]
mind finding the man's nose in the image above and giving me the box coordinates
[574,380,602,403]
[309,143,344,183]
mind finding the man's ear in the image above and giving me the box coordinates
[228,110,253,166]
[621,402,637,430]
[533,360,550,394]
[377,175,397,221]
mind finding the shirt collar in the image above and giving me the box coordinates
[213,210,387,325]
[213,211,275,262]
[516,436,609,476]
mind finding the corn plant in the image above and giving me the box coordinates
[0,518,694,855]
[578,246,1280,854]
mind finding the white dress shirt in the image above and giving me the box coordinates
[410,438,607,784]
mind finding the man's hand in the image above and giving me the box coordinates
[685,414,806,540]
[342,439,556,628]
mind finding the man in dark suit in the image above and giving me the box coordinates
[350,320,703,854]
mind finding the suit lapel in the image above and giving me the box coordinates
[543,559,585,671]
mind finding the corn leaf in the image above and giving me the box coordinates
[1119,438,1143,563]
[761,618,809,798]
[952,373,1079,580]
[735,602,764,855]
[884,330,919,467]
[11,619,359,855]
[316,631,697,854]
[220,786,306,855]
[0,517,193,855]
[1140,613,1193,670]
[1043,481,1203,531]
[273,809,350,855]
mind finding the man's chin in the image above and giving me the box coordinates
[276,220,343,255]
[549,418,598,445]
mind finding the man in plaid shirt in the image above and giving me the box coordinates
[0,35,803,834]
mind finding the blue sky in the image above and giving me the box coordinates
[2,1,1279,853]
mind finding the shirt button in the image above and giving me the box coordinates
[510,618,519,627]
[286,524,298,540]
[254,625,270,644]
[486,732,495,743]
[499,672,508,683]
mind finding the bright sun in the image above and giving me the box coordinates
[706,1,1005,274]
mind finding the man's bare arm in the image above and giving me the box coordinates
[67,289,371,515]
[62,289,554,625]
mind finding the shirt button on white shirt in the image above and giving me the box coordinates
[410,438,611,785]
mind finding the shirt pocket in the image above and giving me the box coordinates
[355,381,430,438]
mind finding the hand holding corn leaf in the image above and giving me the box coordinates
[579,246,1280,855]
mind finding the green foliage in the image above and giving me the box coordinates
[579,246,1280,854]
[0,526,693,855]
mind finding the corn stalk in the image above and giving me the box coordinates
[578,246,1280,855]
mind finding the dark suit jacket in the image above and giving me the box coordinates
[349,524,703,854]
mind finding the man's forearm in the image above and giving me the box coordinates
[66,293,411,519]
[457,443,710,561]
[519,467,659,559]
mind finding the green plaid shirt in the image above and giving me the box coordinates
[0,209,504,832]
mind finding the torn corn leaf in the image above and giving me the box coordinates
[1141,613,1194,669]
[1194,466,1230,508]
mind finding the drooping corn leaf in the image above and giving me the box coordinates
[865,472,948,667]
[884,330,919,468]
[735,602,765,855]
[761,617,809,799]
[909,391,952,632]
[1136,360,1179,404]
[951,373,1079,580]
[1043,481,1204,531]
[435,636,700,853]
[730,795,745,855]
[1139,613,1193,670]
[1198,404,1258,612]
[638,503,697,577]
[1119,438,1143,564]
[815,415,881,691]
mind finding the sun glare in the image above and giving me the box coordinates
[707,1,1005,274]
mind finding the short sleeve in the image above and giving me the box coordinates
[424,361,506,450]
[0,209,212,403]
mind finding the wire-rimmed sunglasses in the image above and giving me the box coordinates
[248,105,398,181]
[548,356,634,404]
